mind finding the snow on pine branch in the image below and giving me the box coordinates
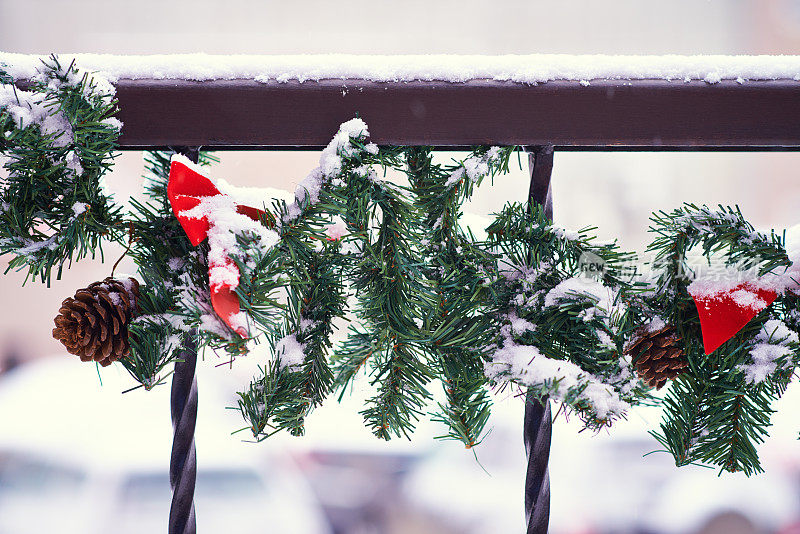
[485,323,630,421]
[487,263,634,422]
[5,53,800,85]
[284,117,377,221]
[0,199,94,262]
[0,84,73,147]
[739,319,798,384]
[444,146,503,188]
[0,58,119,150]
[544,276,626,332]
[167,254,233,340]
[275,333,306,370]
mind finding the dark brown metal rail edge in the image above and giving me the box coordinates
[112,78,800,150]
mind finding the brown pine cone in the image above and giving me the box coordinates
[626,323,687,389]
[53,277,140,366]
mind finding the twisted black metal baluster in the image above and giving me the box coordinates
[169,147,199,534]
[524,394,552,533]
[170,335,198,534]
[524,146,554,534]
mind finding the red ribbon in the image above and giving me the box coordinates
[691,282,777,354]
[167,156,266,337]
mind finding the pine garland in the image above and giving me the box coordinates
[4,56,800,477]
[485,203,649,429]
[236,194,347,437]
[326,139,432,440]
[644,204,800,474]
[124,150,220,387]
[238,120,378,437]
[405,146,511,447]
[0,56,122,284]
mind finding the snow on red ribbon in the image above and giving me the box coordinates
[167,157,223,246]
[167,156,266,337]
[691,282,777,355]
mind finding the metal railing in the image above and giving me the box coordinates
[111,77,800,534]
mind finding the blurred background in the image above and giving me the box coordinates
[3,1,800,533]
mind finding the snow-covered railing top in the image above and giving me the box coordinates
[5,53,800,149]
[6,53,800,84]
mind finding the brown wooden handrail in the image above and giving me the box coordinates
[108,78,800,150]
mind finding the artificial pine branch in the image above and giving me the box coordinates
[0,55,122,284]
[237,203,347,437]
[354,181,432,439]
[485,203,648,429]
[645,203,799,473]
[122,150,212,387]
[319,138,434,440]
[405,146,500,447]
[654,314,792,474]
[238,122,379,438]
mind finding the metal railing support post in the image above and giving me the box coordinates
[169,147,200,534]
[524,146,554,534]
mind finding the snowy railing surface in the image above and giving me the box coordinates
[9,52,800,534]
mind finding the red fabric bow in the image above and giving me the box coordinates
[167,156,266,337]
[691,282,777,355]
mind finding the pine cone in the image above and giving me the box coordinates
[53,277,140,366]
[626,323,687,389]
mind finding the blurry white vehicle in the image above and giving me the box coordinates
[403,395,800,534]
[0,357,331,534]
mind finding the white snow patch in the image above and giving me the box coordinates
[445,147,503,188]
[485,337,629,420]
[508,311,536,335]
[5,53,800,85]
[71,202,88,216]
[325,216,348,241]
[215,177,292,208]
[739,319,798,384]
[65,151,83,175]
[227,312,251,335]
[167,257,185,271]
[275,333,306,370]
[544,277,620,315]
[551,226,582,241]
[199,313,232,339]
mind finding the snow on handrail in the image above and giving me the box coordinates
[5,53,800,84]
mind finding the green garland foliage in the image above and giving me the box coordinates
[123,150,221,387]
[235,224,346,437]
[237,122,392,438]
[235,185,349,438]
[404,146,511,447]
[330,151,433,441]
[644,204,800,474]
[0,55,122,284]
[485,203,649,429]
